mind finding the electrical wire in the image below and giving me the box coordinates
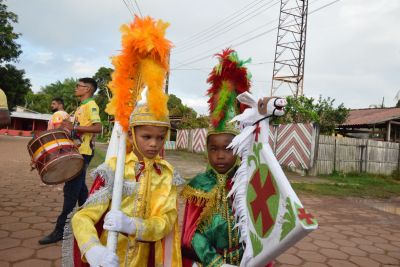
[174,0,280,53]
[121,0,135,17]
[172,0,342,69]
[176,0,267,46]
[132,0,143,17]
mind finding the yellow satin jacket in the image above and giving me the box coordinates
[71,152,182,267]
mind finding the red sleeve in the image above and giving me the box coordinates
[89,175,105,194]
[181,201,203,267]
[73,174,106,266]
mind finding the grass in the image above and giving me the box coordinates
[292,172,400,199]
[165,149,208,163]
[89,147,106,169]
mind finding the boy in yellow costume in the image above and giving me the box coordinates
[62,16,182,267]
[65,104,182,267]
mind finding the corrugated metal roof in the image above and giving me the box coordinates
[340,108,400,126]
[10,112,52,121]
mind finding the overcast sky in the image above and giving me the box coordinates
[7,0,400,115]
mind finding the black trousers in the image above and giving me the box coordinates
[55,154,92,232]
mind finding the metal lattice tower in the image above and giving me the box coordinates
[270,0,309,97]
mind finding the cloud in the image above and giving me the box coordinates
[6,0,400,112]
[70,58,100,77]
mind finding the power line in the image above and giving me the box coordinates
[176,0,266,46]
[132,0,143,17]
[174,0,280,53]
[171,60,274,71]
[309,0,340,14]
[172,0,341,69]
[175,0,275,48]
[171,17,278,68]
[173,23,277,69]
[121,0,135,17]
[128,0,138,15]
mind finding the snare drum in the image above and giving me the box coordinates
[27,129,84,185]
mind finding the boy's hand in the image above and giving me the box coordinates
[85,245,119,267]
[103,210,137,235]
[61,120,73,131]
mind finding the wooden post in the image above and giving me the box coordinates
[333,138,337,173]
[372,124,375,139]
[397,143,400,174]
[309,123,319,169]
[387,121,391,141]
[359,145,365,173]
[365,139,369,173]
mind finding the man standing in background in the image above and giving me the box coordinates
[39,78,102,245]
[47,97,70,130]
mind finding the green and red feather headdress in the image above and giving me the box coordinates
[207,48,251,133]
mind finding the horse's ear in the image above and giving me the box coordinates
[237,92,257,107]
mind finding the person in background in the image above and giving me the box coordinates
[47,97,70,130]
[38,77,102,245]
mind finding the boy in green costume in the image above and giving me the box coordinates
[181,48,251,267]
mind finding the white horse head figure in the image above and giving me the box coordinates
[228,92,317,267]
[229,92,286,155]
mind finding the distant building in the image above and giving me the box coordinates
[0,106,51,136]
[337,107,400,142]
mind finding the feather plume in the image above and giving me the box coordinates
[207,48,251,130]
[106,16,172,131]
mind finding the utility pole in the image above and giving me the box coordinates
[165,53,170,94]
[270,0,309,98]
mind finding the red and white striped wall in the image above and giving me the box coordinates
[176,129,189,150]
[191,128,207,153]
[177,123,316,170]
[275,124,315,169]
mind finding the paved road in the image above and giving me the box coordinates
[0,135,399,267]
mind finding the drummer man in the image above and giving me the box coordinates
[39,77,102,245]
[47,97,70,130]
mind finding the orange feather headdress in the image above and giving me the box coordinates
[106,16,172,131]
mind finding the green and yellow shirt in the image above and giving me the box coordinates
[74,98,101,155]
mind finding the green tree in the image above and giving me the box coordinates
[168,94,197,118]
[179,115,209,129]
[40,78,79,114]
[0,64,31,109]
[93,67,113,122]
[0,1,31,109]
[24,91,52,113]
[281,95,319,123]
[314,96,349,134]
[0,0,21,63]
[25,78,78,114]
[167,94,209,129]
[277,95,349,135]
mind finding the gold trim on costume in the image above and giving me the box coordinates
[207,255,223,267]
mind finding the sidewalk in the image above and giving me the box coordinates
[0,135,399,266]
